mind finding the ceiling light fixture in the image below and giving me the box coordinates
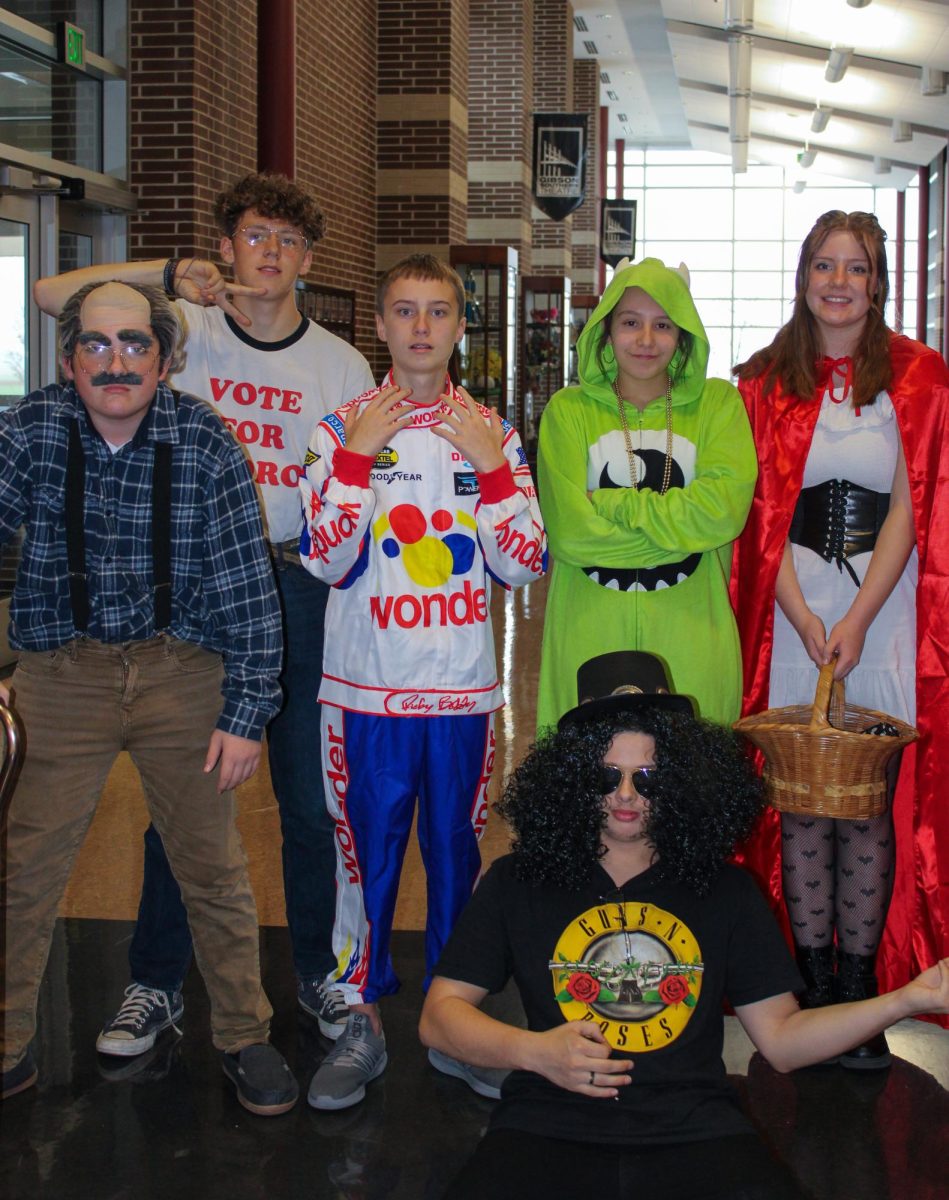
[729,34,752,94]
[731,93,751,141]
[793,180,807,193]
[921,67,946,95]
[892,119,912,143]
[727,25,752,174]
[724,0,754,31]
[825,47,853,84]
[811,107,832,133]
[846,0,871,8]
[873,156,891,174]
[798,147,817,168]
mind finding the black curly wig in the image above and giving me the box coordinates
[496,708,763,896]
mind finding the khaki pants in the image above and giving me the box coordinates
[1,636,272,1069]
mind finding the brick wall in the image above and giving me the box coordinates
[571,58,600,293]
[531,0,575,274]
[128,0,258,260]
[467,0,533,268]
[296,0,378,357]
[128,0,379,364]
[376,0,469,262]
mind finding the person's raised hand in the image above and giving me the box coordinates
[431,387,506,474]
[343,384,415,460]
[173,259,266,327]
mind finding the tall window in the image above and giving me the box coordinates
[607,149,918,381]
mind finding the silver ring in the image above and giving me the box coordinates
[589,1070,595,1085]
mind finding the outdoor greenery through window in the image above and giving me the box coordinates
[607,149,918,382]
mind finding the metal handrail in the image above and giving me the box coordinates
[0,700,25,824]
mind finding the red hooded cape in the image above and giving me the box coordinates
[730,335,949,1020]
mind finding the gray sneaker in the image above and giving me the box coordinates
[96,984,184,1057]
[307,1012,387,1111]
[427,1046,508,1100]
[297,979,349,1040]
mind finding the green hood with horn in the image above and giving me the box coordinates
[576,257,710,407]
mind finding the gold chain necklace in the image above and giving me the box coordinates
[613,374,674,493]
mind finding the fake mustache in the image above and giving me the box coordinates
[89,371,145,387]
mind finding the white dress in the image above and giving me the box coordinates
[768,384,917,724]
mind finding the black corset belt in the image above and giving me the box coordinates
[788,478,890,587]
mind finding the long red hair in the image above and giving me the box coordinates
[735,210,893,407]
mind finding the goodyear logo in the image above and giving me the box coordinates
[374,446,399,469]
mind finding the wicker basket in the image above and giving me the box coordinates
[733,663,918,819]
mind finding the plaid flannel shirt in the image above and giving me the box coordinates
[0,381,282,739]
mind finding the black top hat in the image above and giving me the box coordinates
[558,651,695,729]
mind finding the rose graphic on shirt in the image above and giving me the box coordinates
[564,972,603,1004]
[550,901,703,1052]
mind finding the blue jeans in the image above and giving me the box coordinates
[129,556,337,991]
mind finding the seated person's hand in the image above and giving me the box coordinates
[525,1020,633,1099]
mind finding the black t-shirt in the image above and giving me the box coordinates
[434,857,802,1146]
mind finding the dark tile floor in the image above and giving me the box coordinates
[2,919,948,1200]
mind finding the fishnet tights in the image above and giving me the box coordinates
[780,809,894,955]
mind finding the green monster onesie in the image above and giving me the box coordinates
[537,258,757,729]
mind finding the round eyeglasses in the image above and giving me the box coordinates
[75,343,159,375]
[597,765,657,797]
[234,226,309,254]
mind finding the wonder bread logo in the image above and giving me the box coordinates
[549,901,703,1052]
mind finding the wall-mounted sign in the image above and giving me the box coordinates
[57,22,86,72]
[600,200,637,266]
[532,113,588,222]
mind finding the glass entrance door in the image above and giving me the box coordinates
[0,203,34,406]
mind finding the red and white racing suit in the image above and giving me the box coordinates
[300,373,546,1003]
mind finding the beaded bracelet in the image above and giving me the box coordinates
[162,257,181,298]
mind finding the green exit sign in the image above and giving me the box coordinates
[57,22,86,71]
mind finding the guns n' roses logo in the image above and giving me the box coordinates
[549,901,703,1052]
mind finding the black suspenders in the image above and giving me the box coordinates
[64,418,173,634]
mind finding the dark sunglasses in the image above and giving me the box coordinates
[597,765,658,797]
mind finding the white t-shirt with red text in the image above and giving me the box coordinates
[173,304,374,543]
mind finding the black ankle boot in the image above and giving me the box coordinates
[794,946,838,1066]
[836,951,892,1070]
[795,945,837,1009]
